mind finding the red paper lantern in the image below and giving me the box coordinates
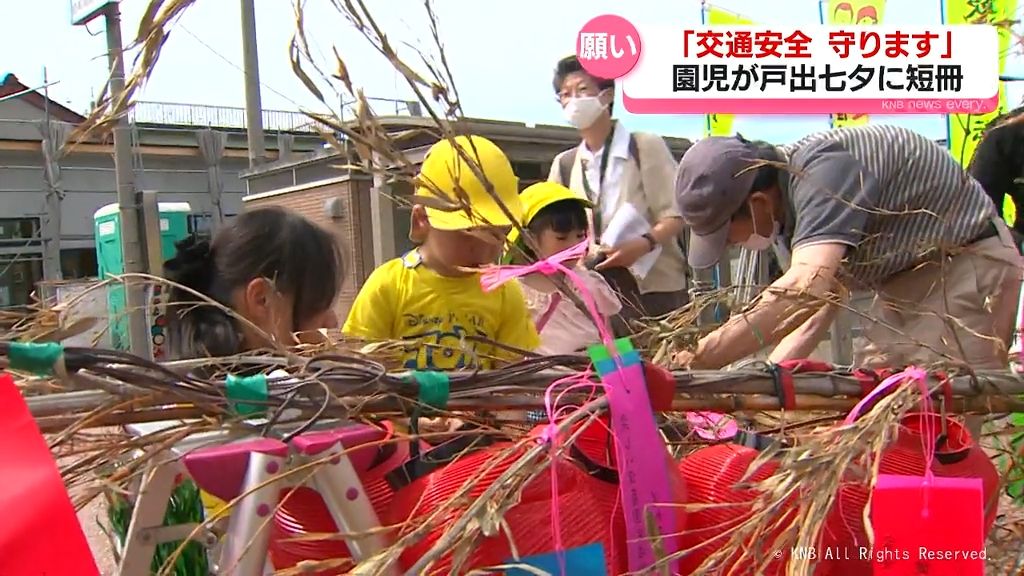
[677,443,795,575]
[384,440,628,575]
[268,423,410,575]
[817,413,999,576]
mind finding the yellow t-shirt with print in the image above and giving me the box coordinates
[343,250,540,370]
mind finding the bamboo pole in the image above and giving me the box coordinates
[29,392,1024,433]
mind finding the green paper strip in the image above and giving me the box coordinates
[587,343,611,364]
[613,338,634,355]
[588,338,636,366]
[411,370,450,410]
[225,374,268,416]
[9,342,64,376]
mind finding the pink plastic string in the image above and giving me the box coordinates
[483,239,733,440]
[536,370,607,576]
[483,237,727,570]
[1018,286,1024,363]
[481,239,615,348]
[844,366,935,516]
[686,411,739,441]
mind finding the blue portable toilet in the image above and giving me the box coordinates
[94,202,192,352]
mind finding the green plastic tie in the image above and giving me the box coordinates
[411,370,450,411]
[8,342,64,376]
[225,374,269,416]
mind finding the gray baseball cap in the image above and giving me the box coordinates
[674,136,760,269]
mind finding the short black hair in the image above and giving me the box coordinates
[513,199,589,262]
[552,55,614,94]
[527,198,589,236]
[744,137,784,192]
[733,136,784,219]
[552,55,616,115]
[163,206,342,358]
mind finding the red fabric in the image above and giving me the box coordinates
[0,372,100,576]
[774,365,797,410]
[641,363,675,412]
[871,474,985,575]
[777,359,834,374]
[852,369,880,397]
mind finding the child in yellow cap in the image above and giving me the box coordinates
[343,135,540,371]
[508,182,621,355]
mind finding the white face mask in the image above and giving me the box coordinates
[740,217,780,252]
[563,93,609,129]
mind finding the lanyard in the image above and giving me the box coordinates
[580,122,618,237]
[535,292,563,333]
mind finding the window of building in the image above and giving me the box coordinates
[512,162,546,190]
[0,218,41,247]
[390,180,416,256]
[61,248,98,280]
[187,213,214,239]
[0,255,42,308]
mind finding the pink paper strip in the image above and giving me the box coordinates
[603,361,679,573]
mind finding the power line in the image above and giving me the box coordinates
[178,24,307,110]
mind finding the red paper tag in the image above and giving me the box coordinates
[871,474,985,576]
[0,373,100,576]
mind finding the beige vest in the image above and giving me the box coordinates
[549,132,687,294]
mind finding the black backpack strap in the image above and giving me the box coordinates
[558,147,578,186]
[561,133,640,185]
[632,132,688,262]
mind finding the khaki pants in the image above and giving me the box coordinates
[855,229,1023,371]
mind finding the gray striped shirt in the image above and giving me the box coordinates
[778,125,996,285]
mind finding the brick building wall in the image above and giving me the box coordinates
[242,175,373,320]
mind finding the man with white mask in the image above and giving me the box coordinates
[672,126,1023,374]
[549,55,687,334]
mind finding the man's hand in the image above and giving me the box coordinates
[417,416,464,436]
[672,349,696,368]
[596,237,652,270]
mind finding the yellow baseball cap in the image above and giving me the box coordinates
[507,181,592,245]
[415,135,521,230]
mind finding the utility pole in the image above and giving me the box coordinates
[104,3,151,359]
[40,67,64,284]
[240,0,266,167]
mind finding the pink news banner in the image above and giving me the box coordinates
[575,14,1001,115]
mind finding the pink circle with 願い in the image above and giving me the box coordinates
[575,14,642,80]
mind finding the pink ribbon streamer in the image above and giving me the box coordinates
[844,366,936,512]
[483,238,722,572]
[482,239,614,347]
[483,239,734,440]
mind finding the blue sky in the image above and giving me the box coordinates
[3,0,1021,142]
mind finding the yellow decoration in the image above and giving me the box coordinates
[945,0,1017,225]
[705,6,753,137]
[827,0,886,128]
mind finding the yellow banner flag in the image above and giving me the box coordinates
[945,0,1017,225]
[826,0,886,128]
[945,0,1016,167]
[705,6,753,137]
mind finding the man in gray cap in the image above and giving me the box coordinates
[672,125,1022,372]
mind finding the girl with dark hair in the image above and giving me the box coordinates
[162,206,343,359]
[507,182,621,355]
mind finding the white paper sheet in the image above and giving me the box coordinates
[600,202,662,280]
